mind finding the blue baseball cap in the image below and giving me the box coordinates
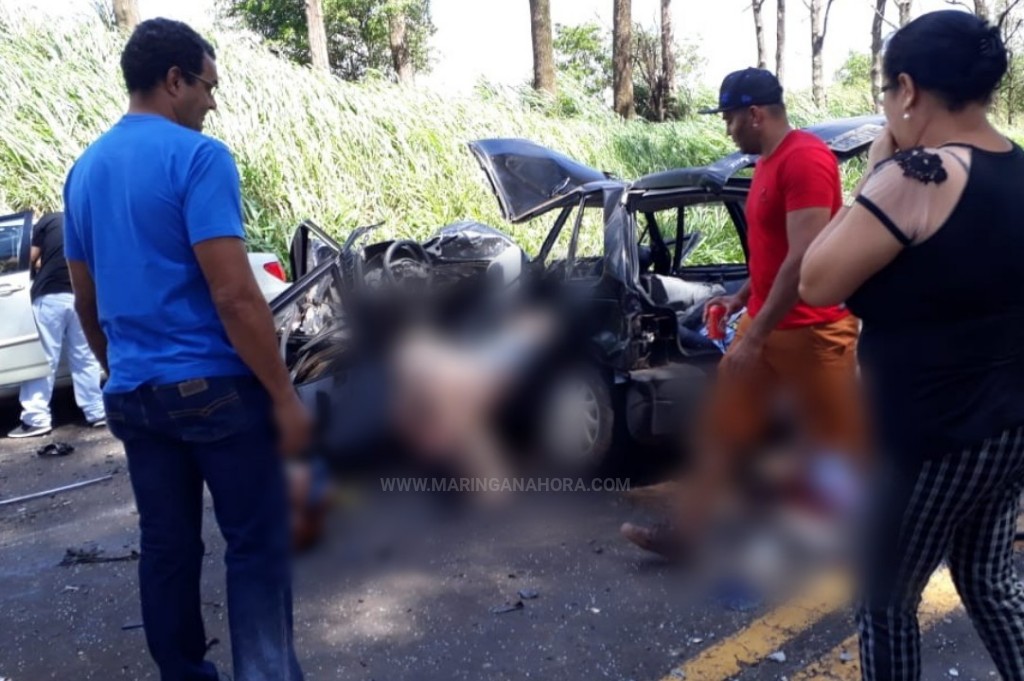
[699,68,784,114]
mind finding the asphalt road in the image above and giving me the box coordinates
[0,390,1016,681]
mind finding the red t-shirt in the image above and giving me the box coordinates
[746,130,848,329]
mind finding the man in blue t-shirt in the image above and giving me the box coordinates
[63,19,309,680]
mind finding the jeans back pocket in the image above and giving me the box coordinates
[154,377,256,444]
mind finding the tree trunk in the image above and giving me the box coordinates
[613,0,635,118]
[776,0,786,85]
[389,11,414,84]
[659,0,675,120]
[529,0,557,94]
[871,0,887,111]
[974,0,992,22]
[895,0,912,26]
[753,0,768,69]
[661,0,676,110]
[1008,52,1016,125]
[810,0,832,109]
[306,0,330,72]
[112,0,140,31]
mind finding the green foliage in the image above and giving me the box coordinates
[553,22,611,98]
[553,20,705,122]
[225,0,435,82]
[784,86,876,126]
[996,53,1024,125]
[834,51,871,89]
[515,77,611,122]
[6,12,1024,272]
[632,23,704,121]
[0,12,737,262]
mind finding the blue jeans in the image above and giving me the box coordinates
[105,375,303,681]
[20,292,105,427]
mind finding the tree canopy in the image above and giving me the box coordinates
[226,0,435,81]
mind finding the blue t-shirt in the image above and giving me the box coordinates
[63,113,251,393]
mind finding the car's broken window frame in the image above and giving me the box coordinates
[630,188,752,271]
[271,257,346,361]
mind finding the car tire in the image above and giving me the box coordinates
[538,366,614,473]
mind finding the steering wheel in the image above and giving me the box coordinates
[383,239,433,288]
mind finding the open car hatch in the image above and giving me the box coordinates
[468,138,616,223]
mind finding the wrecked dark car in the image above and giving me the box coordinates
[271,115,883,471]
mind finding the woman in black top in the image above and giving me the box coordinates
[801,11,1024,681]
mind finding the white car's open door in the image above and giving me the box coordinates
[0,212,48,389]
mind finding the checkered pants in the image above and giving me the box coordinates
[858,425,1024,681]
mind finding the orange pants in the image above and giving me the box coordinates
[704,313,864,460]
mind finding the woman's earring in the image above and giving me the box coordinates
[902,111,911,120]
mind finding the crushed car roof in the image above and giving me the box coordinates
[470,115,884,221]
[631,115,884,192]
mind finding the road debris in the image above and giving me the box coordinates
[767,651,787,663]
[840,651,854,663]
[490,600,524,614]
[121,623,144,631]
[517,589,539,600]
[0,474,114,507]
[713,577,763,612]
[949,669,960,677]
[36,442,75,458]
[59,545,140,567]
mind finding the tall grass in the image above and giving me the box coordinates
[4,11,1016,267]
[0,12,739,259]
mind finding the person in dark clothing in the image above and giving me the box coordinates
[801,11,1024,680]
[8,211,106,438]
[63,19,310,681]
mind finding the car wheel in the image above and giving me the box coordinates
[539,367,614,472]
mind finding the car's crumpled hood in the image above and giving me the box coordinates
[423,220,523,260]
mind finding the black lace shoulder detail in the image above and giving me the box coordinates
[891,148,948,185]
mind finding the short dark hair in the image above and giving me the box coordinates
[883,10,1008,111]
[120,18,216,94]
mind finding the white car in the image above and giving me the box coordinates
[0,211,291,399]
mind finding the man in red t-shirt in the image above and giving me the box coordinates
[622,69,863,559]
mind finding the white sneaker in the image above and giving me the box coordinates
[8,422,53,438]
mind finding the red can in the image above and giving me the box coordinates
[706,304,726,341]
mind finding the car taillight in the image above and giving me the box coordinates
[263,261,288,282]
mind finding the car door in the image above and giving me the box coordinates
[288,220,342,281]
[0,211,48,389]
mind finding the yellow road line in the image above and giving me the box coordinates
[790,568,962,680]
[661,571,849,681]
